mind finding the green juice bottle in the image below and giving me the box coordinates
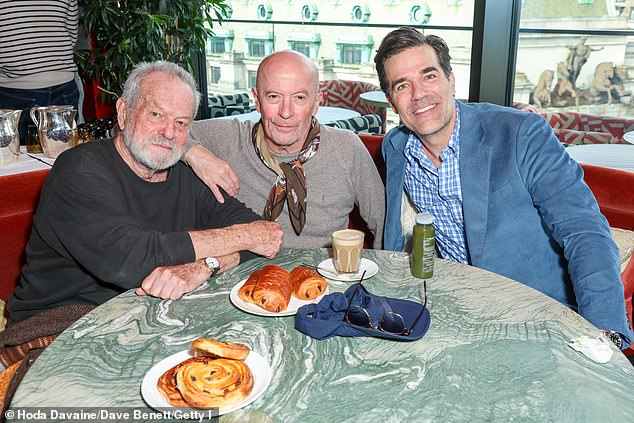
[411,212,435,279]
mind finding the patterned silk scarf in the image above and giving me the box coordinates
[252,119,321,235]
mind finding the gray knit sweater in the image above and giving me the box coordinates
[187,119,385,249]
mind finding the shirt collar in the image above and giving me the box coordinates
[445,101,460,158]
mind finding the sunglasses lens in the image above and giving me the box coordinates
[379,312,405,334]
[347,306,371,327]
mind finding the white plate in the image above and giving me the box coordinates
[623,131,634,144]
[316,258,378,282]
[229,278,329,317]
[141,349,271,416]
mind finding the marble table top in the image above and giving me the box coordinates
[10,249,634,421]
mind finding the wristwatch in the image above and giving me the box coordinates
[602,330,624,350]
[204,257,221,278]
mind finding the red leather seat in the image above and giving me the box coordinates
[0,169,50,302]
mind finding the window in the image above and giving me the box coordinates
[287,33,321,59]
[245,31,274,58]
[209,38,226,54]
[290,42,311,58]
[301,3,318,22]
[336,35,373,65]
[207,29,234,55]
[410,4,432,25]
[249,40,267,57]
[210,66,221,84]
[351,4,370,23]
[248,71,257,89]
[341,45,362,64]
[513,0,634,121]
[197,1,476,124]
[257,2,273,20]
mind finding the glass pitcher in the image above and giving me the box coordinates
[30,105,79,159]
[0,108,22,166]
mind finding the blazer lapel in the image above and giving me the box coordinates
[458,103,491,266]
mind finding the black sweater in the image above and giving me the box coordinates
[8,139,259,323]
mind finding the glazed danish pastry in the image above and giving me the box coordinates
[250,266,292,313]
[157,357,203,407]
[290,267,328,300]
[192,337,250,361]
[175,356,254,408]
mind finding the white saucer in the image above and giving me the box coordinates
[229,279,329,317]
[316,258,378,281]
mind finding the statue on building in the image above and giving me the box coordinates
[531,69,554,109]
[529,38,632,109]
[585,62,632,105]
[565,37,603,84]
[551,61,579,108]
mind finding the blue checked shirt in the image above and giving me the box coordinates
[403,103,470,264]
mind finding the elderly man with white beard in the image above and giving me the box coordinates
[7,61,283,325]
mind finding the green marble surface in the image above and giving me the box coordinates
[10,249,634,422]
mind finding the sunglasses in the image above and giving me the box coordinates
[343,272,427,336]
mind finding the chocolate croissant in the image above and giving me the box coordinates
[238,270,261,303]
[176,356,254,408]
[250,266,292,313]
[290,267,328,300]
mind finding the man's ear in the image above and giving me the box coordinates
[116,97,127,130]
[386,95,398,115]
[251,87,260,113]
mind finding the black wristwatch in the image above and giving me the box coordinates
[602,330,624,350]
[204,257,221,278]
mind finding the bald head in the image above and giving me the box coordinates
[256,50,319,94]
[252,50,322,154]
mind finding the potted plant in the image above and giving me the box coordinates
[76,0,228,110]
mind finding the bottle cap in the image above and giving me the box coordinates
[415,212,433,225]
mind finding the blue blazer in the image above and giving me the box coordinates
[382,101,633,343]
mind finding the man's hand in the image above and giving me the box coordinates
[245,220,284,259]
[186,144,240,203]
[135,261,210,300]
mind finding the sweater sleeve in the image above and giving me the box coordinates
[34,166,195,289]
[194,176,262,264]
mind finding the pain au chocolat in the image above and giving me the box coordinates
[290,266,328,300]
[238,265,327,313]
[249,266,293,313]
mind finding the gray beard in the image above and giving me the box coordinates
[122,126,181,171]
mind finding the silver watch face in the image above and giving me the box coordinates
[205,257,220,269]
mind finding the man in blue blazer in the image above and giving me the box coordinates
[375,27,632,349]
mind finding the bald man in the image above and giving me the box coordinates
[184,50,385,249]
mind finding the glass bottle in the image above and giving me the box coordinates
[411,212,435,279]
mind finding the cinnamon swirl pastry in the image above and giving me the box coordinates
[250,266,292,313]
[157,357,202,407]
[175,356,254,408]
[290,267,328,300]
[238,270,261,303]
[192,338,250,361]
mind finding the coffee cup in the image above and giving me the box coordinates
[331,229,364,274]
